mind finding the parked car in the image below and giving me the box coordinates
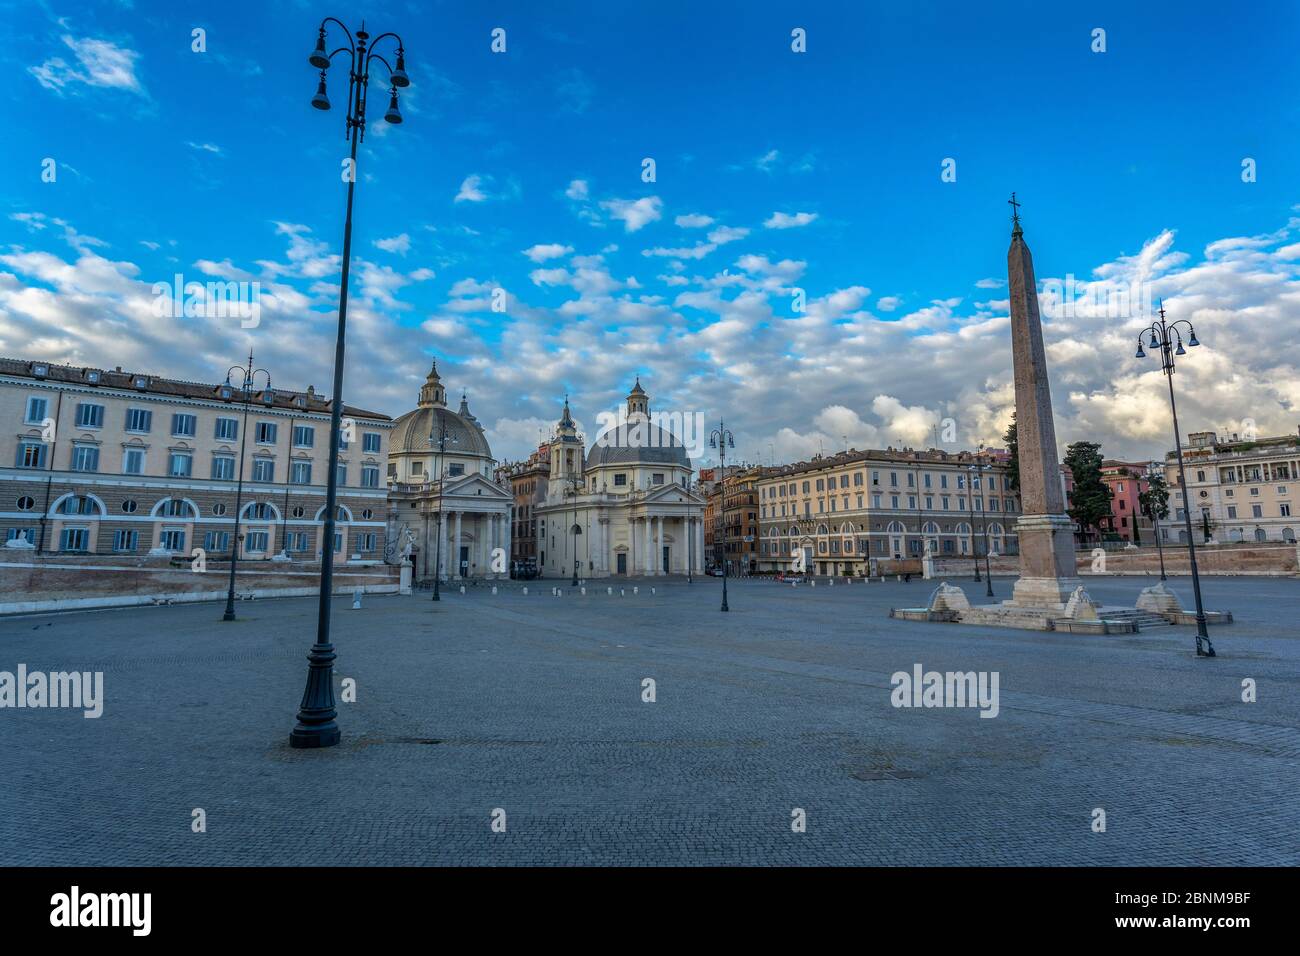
[706,567,724,577]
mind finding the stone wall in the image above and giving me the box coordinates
[931,543,1299,577]
[0,552,398,614]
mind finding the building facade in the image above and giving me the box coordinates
[756,447,1020,576]
[385,363,512,581]
[495,441,549,574]
[1167,428,1299,544]
[534,381,705,577]
[1,357,391,560]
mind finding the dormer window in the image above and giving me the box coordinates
[85,369,101,384]
[32,363,48,379]
[133,375,148,390]
[219,385,233,401]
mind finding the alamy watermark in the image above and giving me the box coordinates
[152,272,260,328]
[890,663,999,718]
[1040,273,1153,321]
[0,665,103,718]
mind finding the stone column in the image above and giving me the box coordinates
[641,516,650,576]
[695,517,705,573]
[452,510,463,579]
[1006,216,1083,608]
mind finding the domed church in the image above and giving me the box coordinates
[385,362,512,581]
[535,379,705,578]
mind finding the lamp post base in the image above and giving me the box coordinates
[289,723,341,748]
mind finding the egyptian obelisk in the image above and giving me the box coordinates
[1005,196,1083,608]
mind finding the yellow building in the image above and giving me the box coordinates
[1168,429,1299,544]
[756,447,1020,575]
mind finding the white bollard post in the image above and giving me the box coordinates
[459,585,466,594]
[607,586,613,595]
[651,587,656,595]
[633,586,639,595]
[522,586,528,595]
[352,589,362,610]
[581,587,586,595]
[491,585,498,595]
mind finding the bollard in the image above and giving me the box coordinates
[607,587,613,595]
[352,588,362,610]
[621,588,626,597]
[522,586,528,595]
[633,586,639,595]
[828,579,834,587]
[811,580,816,588]
[459,585,466,594]
[651,587,656,595]
[491,585,498,595]
[581,587,586,595]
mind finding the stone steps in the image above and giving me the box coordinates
[1094,607,1172,629]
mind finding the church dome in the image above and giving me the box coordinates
[583,378,689,470]
[390,363,492,459]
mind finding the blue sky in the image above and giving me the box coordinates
[3,0,1299,465]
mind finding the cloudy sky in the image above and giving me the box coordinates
[2,0,1299,468]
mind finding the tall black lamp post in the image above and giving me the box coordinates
[291,15,411,749]
[221,352,271,621]
[430,418,458,601]
[566,474,582,587]
[968,454,994,598]
[710,421,735,612]
[1136,302,1215,657]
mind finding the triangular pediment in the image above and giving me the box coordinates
[644,483,704,504]
[442,472,512,501]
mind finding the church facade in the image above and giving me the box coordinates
[535,381,705,578]
[385,363,512,581]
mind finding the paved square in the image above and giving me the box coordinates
[1,574,1297,866]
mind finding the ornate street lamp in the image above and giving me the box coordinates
[292,15,411,749]
[967,454,994,598]
[221,352,271,622]
[430,419,458,601]
[710,421,736,612]
[1135,302,1215,657]
[562,474,583,587]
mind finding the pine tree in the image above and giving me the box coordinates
[1002,414,1019,492]
[1064,441,1112,543]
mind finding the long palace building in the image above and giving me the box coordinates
[1,357,392,561]
[755,446,1021,576]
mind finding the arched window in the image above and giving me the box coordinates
[816,523,828,536]
[57,495,103,516]
[1254,527,1267,542]
[1283,527,1295,543]
[886,520,905,534]
[242,501,277,521]
[152,497,196,519]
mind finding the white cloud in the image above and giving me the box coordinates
[30,35,145,96]
[676,213,715,229]
[876,296,901,312]
[565,179,589,201]
[707,225,749,245]
[523,243,574,263]
[764,211,818,230]
[374,233,412,256]
[455,175,488,203]
[600,196,663,232]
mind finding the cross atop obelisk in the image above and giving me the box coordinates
[1004,194,1082,608]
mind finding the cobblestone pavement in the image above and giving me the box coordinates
[1,573,1296,866]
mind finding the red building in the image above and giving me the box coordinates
[1062,459,1158,543]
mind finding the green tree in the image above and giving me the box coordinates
[1139,473,1170,522]
[1064,441,1112,543]
[1002,414,1019,493]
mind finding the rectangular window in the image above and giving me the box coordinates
[291,460,312,484]
[336,464,347,487]
[357,532,377,553]
[204,530,232,553]
[75,403,104,428]
[448,463,465,477]
[169,452,193,478]
[211,456,235,480]
[652,473,665,485]
[293,425,315,448]
[16,441,48,469]
[159,529,186,552]
[252,458,274,482]
[1252,504,1263,518]
[362,432,381,454]
[256,422,277,444]
[24,396,48,424]
[245,531,269,553]
[289,532,310,553]
[873,494,882,508]
[123,449,145,475]
[941,496,950,510]
[7,528,36,546]
[60,527,89,552]
[125,408,153,433]
[72,445,100,472]
[112,530,139,553]
[1281,503,1292,517]
[215,417,238,441]
[171,413,197,437]
[361,465,380,488]
[614,474,627,486]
